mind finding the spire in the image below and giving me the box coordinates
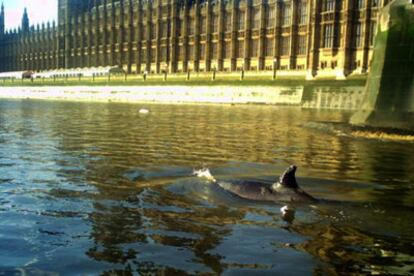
[22,7,29,33]
[0,2,4,35]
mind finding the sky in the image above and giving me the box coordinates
[2,0,57,31]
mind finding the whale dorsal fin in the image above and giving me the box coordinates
[277,165,299,189]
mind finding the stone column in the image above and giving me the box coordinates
[337,0,354,78]
[54,23,58,69]
[170,0,179,73]
[27,33,31,70]
[273,1,280,62]
[118,0,125,69]
[205,0,212,71]
[127,0,134,74]
[155,1,162,73]
[182,1,189,72]
[38,27,41,71]
[16,34,20,71]
[258,0,267,70]
[87,11,93,68]
[306,0,321,79]
[71,18,77,68]
[289,0,299,69]
[110,0,116,66]
[362,0,373,73]
[194,0,201,72]
[94,0,100,67]
[135,0,142,73]
[46,22,51,70]
[243,0,252,70]
[64,10,71,68]
[145,1,152,72]
[217,0,225,71]
[22,31,27,70]
[42,24,47,70]
[230,0,238,71]
[79,15,85,68]
[35,26,40,71]
[102,0,108,66]
[17,33,21,71]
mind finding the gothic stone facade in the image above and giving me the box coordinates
[0,0,388,78]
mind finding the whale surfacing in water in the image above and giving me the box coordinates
[208,165,317,203]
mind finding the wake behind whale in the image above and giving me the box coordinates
[194,165,317,204]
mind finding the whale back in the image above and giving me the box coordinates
[278,165,299,189]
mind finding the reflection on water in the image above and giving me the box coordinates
[0,99,413,275]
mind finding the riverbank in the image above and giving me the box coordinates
[0,72,366,87]
[0,81,366,110]
[0,85,306,105]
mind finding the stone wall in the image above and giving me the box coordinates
[0,83,367,110]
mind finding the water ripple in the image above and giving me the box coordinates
[0,99,413,274]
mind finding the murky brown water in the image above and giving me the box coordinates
[0,99,413,275]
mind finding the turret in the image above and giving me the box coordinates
[22,7,29,33]
[0,3,5,36]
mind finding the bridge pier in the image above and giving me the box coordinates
[351,0,414,130]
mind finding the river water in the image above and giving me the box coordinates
[0,99,413,275]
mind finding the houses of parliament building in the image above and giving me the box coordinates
[0,0,389,78]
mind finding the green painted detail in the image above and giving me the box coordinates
[351,0,414,130]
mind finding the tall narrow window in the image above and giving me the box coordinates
[324,0,335,11]
[251,40,259,57]
[188,44,194,60]
[369,21,377,46]
[252,8,261,29]
[151,25,156,39]
[238,11,245,30]
[224,42,231,58]
[297,35,307,55]
[200,16,207,34]
[200,43,206,60]
[151,47,156,62]
[142,27,147,40]
[266,5,275,28]
[140,48,147,63]
[281,3,291,26]
[357,0,365,9]
[299,1,308,25]
[188,18,195,35]
[323,24,334,48]
[237,41,244,58]
[265,38,274,57]
[177,19,182,37]
[212,14,218,33]
[211,43,218,59]
[161,46,167,61]
[355,23,362,47]
[162,21,168,38]
[281,36,290,56]
[179,45,184,60]
[225,13,232,32]
[130,30,135,43]
[180,18,185,35]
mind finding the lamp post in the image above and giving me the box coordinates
[164,63,168,81]
[212,66,216,81]
[273,58,278,80]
